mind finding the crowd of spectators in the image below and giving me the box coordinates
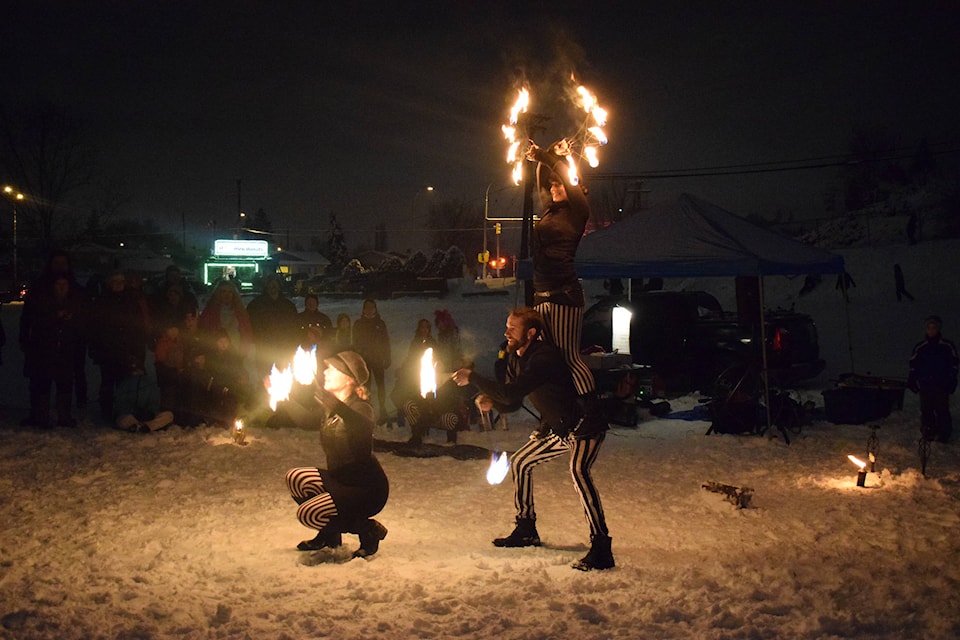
[10,251,485,442]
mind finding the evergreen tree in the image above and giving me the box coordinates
[325,213,349,273]
[249,207,273,233]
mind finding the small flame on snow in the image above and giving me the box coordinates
[848,454,867,469]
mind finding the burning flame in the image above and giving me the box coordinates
[566,156,579,185]
[266,363,294,411]
[591,106,608,127]
[420,347,437,399]
[588,126,608,145]
[486,452,510,485]
[847,455,867,469]
[511,162,523,186]
[576,85,597,112]
[509,88,529,124]
[500,79,609,185]
[292,345,317,385]
[502,97,527,186]
[584,146,599,168]
[233,419,246,444]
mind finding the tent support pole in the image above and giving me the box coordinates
[844,289,855,372]
[758,276,773,436]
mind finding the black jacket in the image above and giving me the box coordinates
[469,339,604,439]
[531,148,590,303]
[315,390,389,520]
[353,314,391,370]
[908,334,959,394]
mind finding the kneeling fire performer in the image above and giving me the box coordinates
[284,351,389,558]
[452,307,613,571]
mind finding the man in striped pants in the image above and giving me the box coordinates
[452,307,613,571]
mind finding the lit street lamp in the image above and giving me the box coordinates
[3,185,24,288]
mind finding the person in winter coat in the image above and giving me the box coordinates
[87,269,148,421]
[452,307,613,571]
[907,315,959,443]
[284,350,390,558]
[352,299,391,423]
[525,140,606,435]
[334,313,352,351]
[112,365,174,433]
[246,275,299,386]
[149,265,198,325]
[433,309,463,372]
[19,274,85,427]
[298,293,333,357]
[390,317,468,444]
[201,329,250,427]
[20,249,90,407]
[198,279,253,364]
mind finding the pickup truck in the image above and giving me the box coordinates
[581,290,825,393]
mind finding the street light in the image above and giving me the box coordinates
[3,185,24,288]
[483,184,491,278]
[409,186,435,249]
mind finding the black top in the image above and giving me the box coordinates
[531,148,590,300]
[314,390,389,519]
[469,339,605,439]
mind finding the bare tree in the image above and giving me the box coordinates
[0,101,93,252]
[424,198,483,252]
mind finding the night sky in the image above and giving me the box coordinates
[3,1,958,252]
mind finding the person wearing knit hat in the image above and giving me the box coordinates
[908,315,959,443]
[284,350,389,558]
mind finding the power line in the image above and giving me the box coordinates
[593,145,960,180]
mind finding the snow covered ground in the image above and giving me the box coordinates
[1,238,959,640]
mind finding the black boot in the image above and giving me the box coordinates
[407,420,426,445]
[353,519,388,558]
[493,517,541,548]
[297,517,344,551]
[571,534,615,571]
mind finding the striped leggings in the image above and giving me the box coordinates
[285,467,339,531]
[534,301,596,395]
[510,433,609,538]
[401,400,460,430]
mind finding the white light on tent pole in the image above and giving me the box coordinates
[612,306,632,354]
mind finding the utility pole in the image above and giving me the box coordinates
[519,113,547,306]
[235,179,242,239]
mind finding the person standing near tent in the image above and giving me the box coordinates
[894,264,915,302]
[525,139,604,432]
[908,315,958,443]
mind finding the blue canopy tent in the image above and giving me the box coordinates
[519,193,846,439]
[574,193,843,278]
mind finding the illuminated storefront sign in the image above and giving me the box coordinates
[213,239,269,258]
